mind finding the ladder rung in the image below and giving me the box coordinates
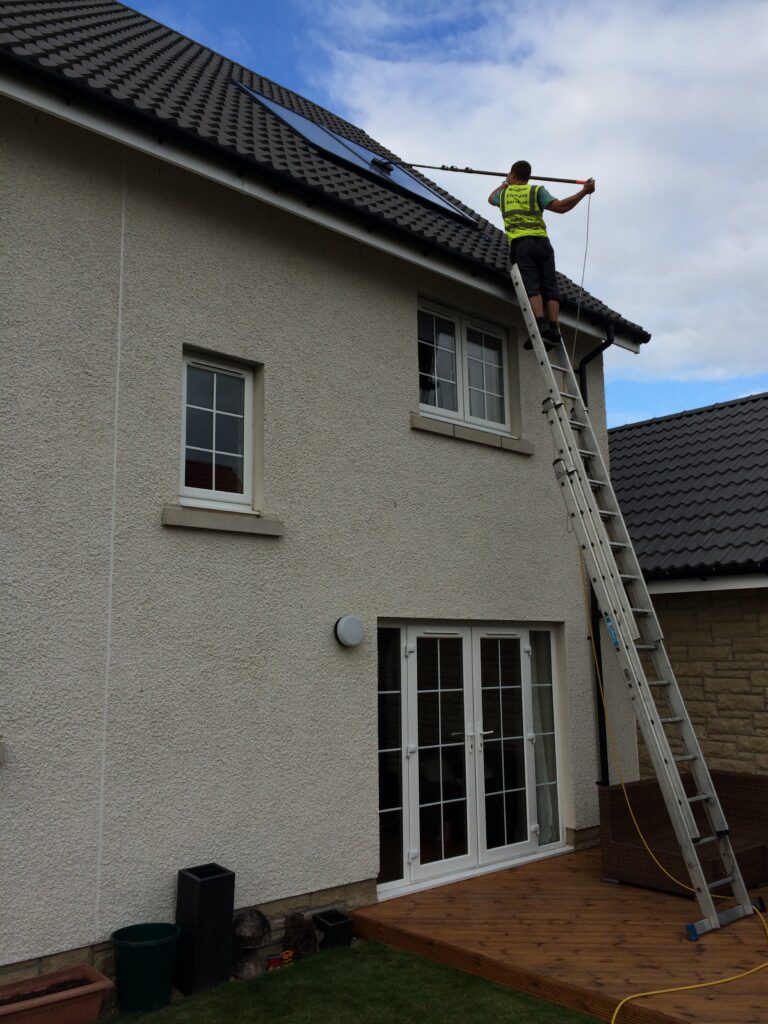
[631,607,651,615]
[660,716,683,725]
[693,835,718,846]
[621,573,640,581]
[588,478,605,489]
[560,391,580,400]
[674,753,697,762]
[688,793,710,804]
[708,876,735,892]
[634,643,659,651]
[598,509,618,518]
[568,420,587,429]
[648,679,671,687]
[610,542,629,550]
[550,363,570,373]
[578,449,597,458]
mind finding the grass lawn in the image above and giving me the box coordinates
[110,940,600,1023]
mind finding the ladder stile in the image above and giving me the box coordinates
[509,264,754,938]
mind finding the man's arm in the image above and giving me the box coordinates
[545,178,595,214]
[488,182,506,206]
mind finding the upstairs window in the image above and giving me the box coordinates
[181,355,254,511]
[418,306,510,432]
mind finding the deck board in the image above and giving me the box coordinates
[352,850,768,1024]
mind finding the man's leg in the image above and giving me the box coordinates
[524,294,555,349]
[539,241,562,343]
[512,239,555,349]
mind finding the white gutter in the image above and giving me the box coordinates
[648,574,768,594]
[0,68,641,353]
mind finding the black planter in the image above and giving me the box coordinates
[313,908,353,948]
[175,862,235,994]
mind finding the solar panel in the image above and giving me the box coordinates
[234,81,475,223]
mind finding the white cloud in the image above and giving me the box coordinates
[305,0,768,382]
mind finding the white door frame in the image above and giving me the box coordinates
[382,621,562,891]
[471,626,538,866]
[405,624,478,884]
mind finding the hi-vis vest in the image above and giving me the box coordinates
[500,184,548,242]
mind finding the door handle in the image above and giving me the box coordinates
[476,728,495,751]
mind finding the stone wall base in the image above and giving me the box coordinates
[0,877,377,1012]
[566,825,601,851]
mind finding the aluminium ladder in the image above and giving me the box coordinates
[510,263,756,939]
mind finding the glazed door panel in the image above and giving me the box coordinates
[405,626,477,883]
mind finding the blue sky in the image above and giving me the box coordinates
[130,0,768,427]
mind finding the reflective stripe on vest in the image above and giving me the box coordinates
[500,184,548,241]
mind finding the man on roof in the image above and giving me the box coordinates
[489,160,595,349]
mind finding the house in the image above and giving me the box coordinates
[1,0,651,980]
[609,393,768,776]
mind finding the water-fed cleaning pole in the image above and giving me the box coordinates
[407,163,590,185]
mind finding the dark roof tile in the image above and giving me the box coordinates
[609,392,768,578]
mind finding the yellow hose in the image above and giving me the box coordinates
[578,554,768,1024]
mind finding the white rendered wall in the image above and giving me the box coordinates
[0,97,638,965]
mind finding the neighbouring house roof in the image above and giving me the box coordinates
[0,0,650,345]
[608,392,768,579]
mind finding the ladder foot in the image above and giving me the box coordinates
[753,896,766,913]
[686,903,754,940]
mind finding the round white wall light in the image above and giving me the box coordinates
[335,615,364,648]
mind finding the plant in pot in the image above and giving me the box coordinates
[0,962,113,1023]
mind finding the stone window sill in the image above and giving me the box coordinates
[162,504,284,537]
[409,413,534,455]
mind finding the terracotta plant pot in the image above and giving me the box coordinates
[0,963,113,1023]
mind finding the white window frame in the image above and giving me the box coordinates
[417,303,512,434]
[180,354,255,513]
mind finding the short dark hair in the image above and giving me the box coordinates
[511,160,531,181]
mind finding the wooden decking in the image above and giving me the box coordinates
[352,850,768,1024]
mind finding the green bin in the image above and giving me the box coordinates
[112,922,180,1012]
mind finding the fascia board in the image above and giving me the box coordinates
[0,68,639,352]
[647,574,768,594]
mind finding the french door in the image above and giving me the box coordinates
[377,623,560,889]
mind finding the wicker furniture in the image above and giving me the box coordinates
[599,770,768,895]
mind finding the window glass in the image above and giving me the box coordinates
[184,450,212,490]
[183,363,248,501]
[480,637,527,848]
[181,356,256,512]
[530,631,560,845]
[377,628,404,884]
[466,328,505,426]
[417,308,509,430]
[418,311,458,412]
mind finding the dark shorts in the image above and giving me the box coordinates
[508,236,559,303]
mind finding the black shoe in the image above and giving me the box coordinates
[524,318,554,350]
[542,321,562,345]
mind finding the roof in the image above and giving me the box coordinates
[608,392,768,579]
[0,0,650,344]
